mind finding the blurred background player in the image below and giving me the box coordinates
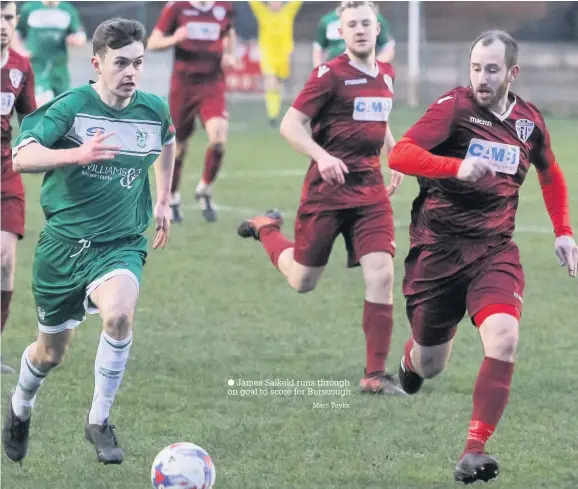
[238,0,405,395]
[148,1,237,223]
[13,1,85,106]
[388,30,577,484]
[2,18,175,465]
[249,1,302,126]
[313,1,395,67]
[0,0,37,374]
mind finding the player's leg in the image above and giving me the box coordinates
[196,84,229,222]
[260,53,283,126]
[3,234,85,463]
[83,242,145,464]
[454,242,524,484]
[168,77,196,222]
[238,208,341,293]
[1,229,18,374]
[397,245,466,394]
[343,204,404,394]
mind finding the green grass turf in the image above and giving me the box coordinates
[1,104,577,489]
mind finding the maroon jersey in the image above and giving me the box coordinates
[155,1,234,82]
[1,48,36,195]
[292,54,395,210]
[404,86,554,246]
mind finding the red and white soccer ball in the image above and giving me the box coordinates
[151,442,216,489]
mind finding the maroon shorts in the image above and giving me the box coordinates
[293,202,396,268]
[1,194,25,239]
[169,76,228,141]
[403,240,525,346]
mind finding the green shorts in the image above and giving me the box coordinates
[32,229,148,334]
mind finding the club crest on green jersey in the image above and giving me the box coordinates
[136,128,148,149]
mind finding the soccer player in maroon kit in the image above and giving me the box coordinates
[0,0,36,374]
[388,30,577,483]
[148,1,237,223]
[238,0,405,395]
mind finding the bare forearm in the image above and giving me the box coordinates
[280,118,326,161]
[383,126,396,155]
[147,33,178,51]
[224,29,237,56]
[154,143,175,204]
[13,143,78,173]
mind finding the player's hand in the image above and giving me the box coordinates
[75,132,121,166]
[172,25,189,45]
[555,235,577,278]
[317,153,349,185]
[457,157,495,183]
[153,202,171,250]
[387,169,404,196]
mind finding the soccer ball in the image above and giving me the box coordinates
[151,442,216,489]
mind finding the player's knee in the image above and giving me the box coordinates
[480,316,519,361]
[36,344,66,369]
[0,251,14,281]
[288,275,317,294]
[210,141,226,154]
[104,311,133,340]
[362,256,394,303]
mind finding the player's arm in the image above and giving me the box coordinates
[147,4,187,51]
[376,15,395,63]
[15,61,37,123]
[388,94,494,182]
[13,103,120,173]
[65,6,87,47]
[284,1,304,19]
[248,1,268,21]
[383,125,404,196]
[312,17,329,67]
[222,5,238,70]
[532,117,576,276]
[280,107,327,162]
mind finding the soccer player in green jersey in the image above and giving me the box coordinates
[14,1,86,105]
[2,18,176,465]
[312,2,395,66]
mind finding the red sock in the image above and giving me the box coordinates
[363,301,393,375]
[202,146,224,185]
[464,356,515,455]
[259,227,293,269]
[403,336,417,372]
[1,290,13,333]
[171,155,184,194]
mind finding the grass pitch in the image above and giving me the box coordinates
[1,104,577,489]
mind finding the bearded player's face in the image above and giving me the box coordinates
[0,2,18,50]
[470,40,518,109]
[97,42,144,99]
[339,6,380,59]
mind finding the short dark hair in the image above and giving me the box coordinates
[92,18,147,57]
[470,30,519,68]
[1,1,17,10]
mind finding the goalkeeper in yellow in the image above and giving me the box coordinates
[249,1,303,126]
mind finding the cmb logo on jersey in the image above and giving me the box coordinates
[466,138,521,175]
[352,97,392,122]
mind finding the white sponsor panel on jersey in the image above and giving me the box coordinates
[0,92,15,116]
[71,114,163,156]
[352,97,392,122]
[28,8,72,29]
[186,21,221,41]
[466,138,521,175]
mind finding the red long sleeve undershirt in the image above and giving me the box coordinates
[388,138,573,238]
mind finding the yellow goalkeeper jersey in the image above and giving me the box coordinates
[249,1,303,56]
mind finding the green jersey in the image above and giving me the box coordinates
[13,84,175,243]
[16,1,84,94]
[315,9,392,61]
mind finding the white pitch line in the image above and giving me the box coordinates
[187,204,556,235]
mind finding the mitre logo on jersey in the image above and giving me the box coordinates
[353,97,392,122]
[466,138,521,175]
[9,69,23,89]
[136,129,148,149]
[515,119,535,143]
[318,65,329,78]
[213,5,226,21]
[383,74,394,93]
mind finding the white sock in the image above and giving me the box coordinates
[88,331,132,425]
[196,180,212,196]
[12,345,48,421]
